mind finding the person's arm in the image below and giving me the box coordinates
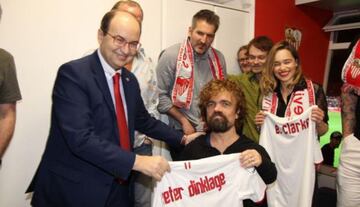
[0,52,21,160]
[156,46,195,134]
[312,107,328,136]
[313,84,329,136]
[133,155,170,181]
[0,103,16,159]
[341,86,358,137]
[166,107,195,134]
[255,148,277,184]
[240,146,277,185]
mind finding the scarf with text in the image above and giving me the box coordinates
[262,79,315,117]
[172,39,224,109]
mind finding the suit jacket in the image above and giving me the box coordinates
[28,51,183,207]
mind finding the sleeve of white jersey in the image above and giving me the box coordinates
[236,169,266,203]
[310,108,323,164]
[313,135,323,164]
[249,172,266,202]
[259,112,274,159]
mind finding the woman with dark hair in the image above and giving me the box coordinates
[254,40,329,207]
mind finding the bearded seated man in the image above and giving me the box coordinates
[180,79,277,207]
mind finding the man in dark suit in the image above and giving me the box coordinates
[27,10,198,207]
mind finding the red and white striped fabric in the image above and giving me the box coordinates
[342,39,360,91]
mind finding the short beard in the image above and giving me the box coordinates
[207,113,231,133]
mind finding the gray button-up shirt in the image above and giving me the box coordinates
[156,43,227,131]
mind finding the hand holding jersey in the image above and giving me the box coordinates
[256,106,325,131]
[152,153,266,207]
[182,131,206,145]
[133,155,170,182]
[163,79,277,206]
[257,41,328,206]
[259,106,323,207]
[240,149,263,168]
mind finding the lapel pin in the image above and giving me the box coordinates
[126,77,130,82]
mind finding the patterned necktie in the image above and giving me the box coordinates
[113,73,130,151]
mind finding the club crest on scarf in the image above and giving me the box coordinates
[342,40,360,90]
[174,69,192,104]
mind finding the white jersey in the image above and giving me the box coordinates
[152,153,266,207]
[259,106,323,207]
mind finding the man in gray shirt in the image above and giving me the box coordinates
[156,9,226,160]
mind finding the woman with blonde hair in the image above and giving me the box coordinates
[254,40,328,207]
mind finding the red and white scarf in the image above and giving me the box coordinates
[172,39,224,109]
[262,79,315,117]
[342,39,360,93]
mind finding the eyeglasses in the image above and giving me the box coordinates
[105,32,141,53]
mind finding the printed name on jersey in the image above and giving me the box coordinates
[161,172,226,205]
[274,117,309,135]
[153,153,266,207]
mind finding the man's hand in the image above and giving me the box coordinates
[239,149,262,168]
[166,106,195,134]
[133,155,170,181]
[182,131,205,145]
